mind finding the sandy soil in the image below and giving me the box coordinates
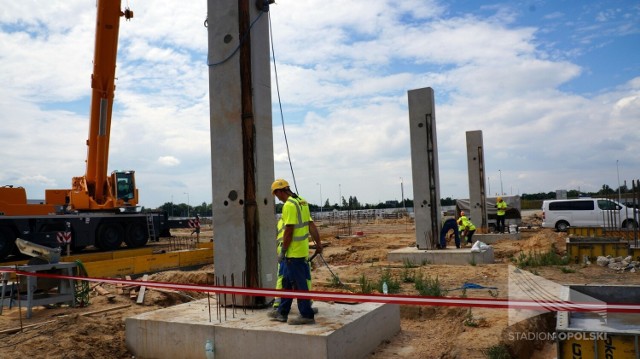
[1,217,639,358]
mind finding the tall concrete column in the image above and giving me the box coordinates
[465,130,488,231]
[207,0,276,305]
[408,88,441,249]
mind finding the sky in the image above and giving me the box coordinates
[1,0,639,209]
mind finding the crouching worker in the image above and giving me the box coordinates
[439,213,460,249]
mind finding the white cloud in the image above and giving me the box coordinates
[1,0,638,209]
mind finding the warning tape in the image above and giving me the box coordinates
[1,267,639,313]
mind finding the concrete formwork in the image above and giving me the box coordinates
[125,299,400,359]
[408,87,441,250]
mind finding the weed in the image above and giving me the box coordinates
[560,266,576,273]
[358,274,375,294]
[377,268,401,294]
[329,274,342,288]
[403,258,416,268]
[460,287,467,298]
[401,268,416,283]
[463,308,478,327]
[515,244,569,268]
[482,344,512,359]
[414,273,446,297]
[488,289,499,298]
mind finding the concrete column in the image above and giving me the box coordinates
[408,88,441,249]
[207,0,276,305]
[465,130,488,231]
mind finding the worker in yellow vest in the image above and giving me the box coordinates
[268,179,322,325]
[272,217,314,311]
[457,211,476,245]
[496,197,508,233]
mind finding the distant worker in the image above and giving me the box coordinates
[190,214,201,240]
[268,179,322,325]
[439,212,460,249]
[496,197,508,233]
[457,211,476,245]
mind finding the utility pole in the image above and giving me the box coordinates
[617,160,622,203]
[400,177,405,210]
[184,192,190,218]
[317,182,323,216]
[499,169,504,196]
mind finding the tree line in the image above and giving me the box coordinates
[147,183,634,216]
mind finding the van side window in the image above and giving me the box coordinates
[549,200,594,211]
[597,200,619,211]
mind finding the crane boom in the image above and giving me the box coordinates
[70,0,136,210]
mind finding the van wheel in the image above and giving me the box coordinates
[622,220,638,230]
[555,221,569,232]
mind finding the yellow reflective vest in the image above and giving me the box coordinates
[496,200,507,216]
[281,196,312,258]
[458,215,476,231]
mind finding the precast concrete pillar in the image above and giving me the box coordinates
[465,130,488,231]
[408,87,441,249]
[207,0,276,305]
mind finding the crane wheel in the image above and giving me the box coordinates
[125,222,148,248]
[0,227,16,261]
[96,223,124,251]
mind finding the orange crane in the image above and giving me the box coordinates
[0,1,169,260]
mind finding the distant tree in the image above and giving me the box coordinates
[598,184,615,195]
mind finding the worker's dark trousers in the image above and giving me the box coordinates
[496,215,506,233]
[440,219,460,248]
[278,258,314,319]
[466,230,476,243]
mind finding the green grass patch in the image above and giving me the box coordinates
[515,244,569,268]
[482,344,512,359]
[414,272,446,297]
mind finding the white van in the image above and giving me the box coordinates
[542,198,639,231]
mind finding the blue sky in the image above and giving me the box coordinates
[0,0,638,209]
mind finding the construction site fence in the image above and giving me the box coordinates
[312,208,413,225]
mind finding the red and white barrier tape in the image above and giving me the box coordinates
[1,267,639,313]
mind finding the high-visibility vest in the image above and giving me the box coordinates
[458,216,476,231]
[276,218,284,255]
[282,196,311,258]
[496,201,507,216]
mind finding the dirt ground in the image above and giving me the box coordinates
[1,214,639,358]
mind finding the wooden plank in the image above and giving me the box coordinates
[136,274,148,304]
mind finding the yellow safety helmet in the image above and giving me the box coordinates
[271,179,290,194]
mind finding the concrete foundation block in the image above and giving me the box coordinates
[387,246,494,265]
[126,299,400,359]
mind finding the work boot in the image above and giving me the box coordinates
[288,316,315,325]
[267,310,287,322]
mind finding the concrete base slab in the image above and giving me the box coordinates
[387,246,494,265]
[126,299,400,359]
[474,233,521,244]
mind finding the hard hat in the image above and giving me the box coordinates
[271,179,290,194]
[497,196,502,201]
[460,211,465,216]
